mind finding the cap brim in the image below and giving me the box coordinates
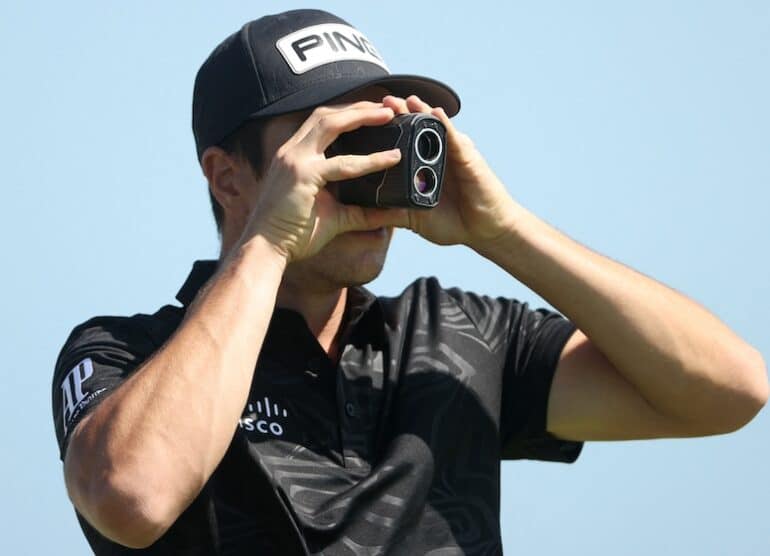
[251,74,461,120]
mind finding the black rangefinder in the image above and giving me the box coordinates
[327,113,447,208]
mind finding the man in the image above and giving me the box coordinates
[52,9,768,555]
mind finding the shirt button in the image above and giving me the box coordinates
[345,402,357,418]
[306,357,323,377]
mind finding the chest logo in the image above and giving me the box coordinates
[239,396,289,437]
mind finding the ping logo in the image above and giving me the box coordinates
[60,358,105,434]
[239,396,289,437]
[276,23,389,75]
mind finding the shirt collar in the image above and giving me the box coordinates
[175,259,380,328]
[175,260,218,306]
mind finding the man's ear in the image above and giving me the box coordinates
[201,146,243,213]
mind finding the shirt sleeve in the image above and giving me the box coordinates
[445,288,584,463]
[499,303,583,462]
[51,316,156,460]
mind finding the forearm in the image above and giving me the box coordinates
[475,201,768,429]
[65,235,286,546]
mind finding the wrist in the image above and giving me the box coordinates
[466,198,526,255]
[472,205,565,291]
[228,233,289,277]
[472,201,549,275]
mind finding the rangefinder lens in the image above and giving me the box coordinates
[415,128,442,164]
[413,167,438,196]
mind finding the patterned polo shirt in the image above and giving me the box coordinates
[52,260,584,555]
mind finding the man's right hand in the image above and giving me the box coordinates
[241,101,403,262]
[61,101,408,549]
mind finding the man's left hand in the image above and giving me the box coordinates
[382,95,518,249]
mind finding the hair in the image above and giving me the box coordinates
[209,119,266,233]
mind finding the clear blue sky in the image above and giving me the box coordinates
[2,1,768,554]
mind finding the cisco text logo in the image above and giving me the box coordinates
[239,396,289,437]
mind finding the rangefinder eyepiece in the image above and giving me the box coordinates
[327,113,447,209]
[415,128,442,164]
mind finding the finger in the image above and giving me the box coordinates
[406,95,433,114]
[285,101,385,149]
[321,148,401,183]
[335,204,410,234]
[329,99,385,111]
[383,95,409,115]
[430,106,463,144]
[299,106,395,153]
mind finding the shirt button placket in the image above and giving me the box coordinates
[306,357,323,378]
[302,355,343,464]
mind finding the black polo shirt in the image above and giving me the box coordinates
[52,260,584,555]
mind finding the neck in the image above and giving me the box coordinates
[277,283,348,361]
[220,233,348,360]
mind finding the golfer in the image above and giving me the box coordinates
[52,9,768,555]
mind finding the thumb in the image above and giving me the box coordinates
[336,204,410,233]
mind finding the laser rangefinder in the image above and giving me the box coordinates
[327,113,447,208]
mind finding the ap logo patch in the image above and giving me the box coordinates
[60,358,105,434]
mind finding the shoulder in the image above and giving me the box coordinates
[56,304,184,370]
[376,276,452,317]
[377,277,527,334]
[381,276,526,315]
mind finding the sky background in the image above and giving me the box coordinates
[1,1,768,554]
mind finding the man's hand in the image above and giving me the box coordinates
[241,101,404,262]
[382,95,519,249]
[62,103,410,548]
[382,96,768,442]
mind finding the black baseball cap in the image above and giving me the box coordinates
[192,9,461,160]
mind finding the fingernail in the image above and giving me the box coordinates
[387,148,401,159]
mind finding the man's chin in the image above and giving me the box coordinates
[339,261,386,287]
[284,237,391,291]
[325,251,388,287]
[284,261,386,292]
